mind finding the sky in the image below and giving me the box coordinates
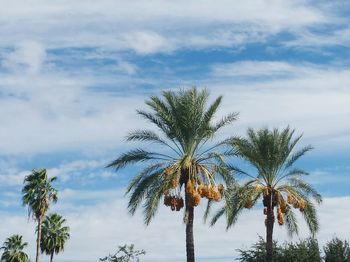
[1,0,350,261]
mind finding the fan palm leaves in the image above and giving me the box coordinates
[211,127,322,262]
[22,168,57,262]
[107,88,237,262]
[40,213,70,262]
[0,235,29,262]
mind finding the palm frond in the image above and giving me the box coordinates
[143,179,165,225]
[284,206,299,236]
[285,145,313,170]
[127,170,164,215]
[210,207,226,227]
[287,178,322,204]
[107,149,173,170]
[302,200,320,235]
[125,163,164,195]
[212,112,239,132]
[203,199,214,222]
[127,130,182,156]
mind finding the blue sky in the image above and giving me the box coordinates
[1,0,350,261]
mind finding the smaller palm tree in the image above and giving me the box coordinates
[22,168,57,262]
[1,234,29,262]
[211,127,322,262]
[40,213,70,262]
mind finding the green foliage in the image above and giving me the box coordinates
[22,169,58,220]
[40,213,70,257]
[107,88,237,224]
[99,244,146,262]
[0,235,30,262]
[212,127,322,235]
[237,237,321,262]
[324,238,350,262]
[236,237,281,262]
[282,238,321,262]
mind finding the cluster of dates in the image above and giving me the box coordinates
[163,165,225,209]
[186,180,224,207]
[164,195,184,211]
[261,189,307,226]
[262,189,287,225]
[287,194,306,212]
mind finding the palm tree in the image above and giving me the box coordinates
[40,213,70,262]
[22,168,57,262]
[107,88,237,262]
[211,127,322,262]
[0,234,29,262]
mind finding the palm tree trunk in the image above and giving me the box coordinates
[36,218,42,262]
[266,193,274,262]
[50,252,54,262]
[185,193,195,262]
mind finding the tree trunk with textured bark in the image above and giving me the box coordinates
[266,192,274,262]
[36,218,42,262]
[185,192,195,262]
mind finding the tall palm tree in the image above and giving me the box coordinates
[107,88,237,262]
[211,127,322,262]
[0,234,29,262]
[40,213,70,262]
[22,168,57,262]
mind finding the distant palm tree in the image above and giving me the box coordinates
[0,234,29,262]
[211,127,322,262]
[107,88,237,262]
[22,168,57,262]
[40,213,70,262]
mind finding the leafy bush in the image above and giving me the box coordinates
[237,237,321,262]
[99,244,146,262]
[324,238,350,262]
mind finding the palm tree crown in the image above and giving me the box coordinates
[108,88,237,223]
[211,127,322,262]
[22,168,58,220]
[107,88,237,262]
[41,213,70,262]
[214,127,322,232]
[1,235,29,262]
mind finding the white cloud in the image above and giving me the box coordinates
[0,0,330,51]
[211,60,344,79]
[284,27,350,49]
[213,61,295,78]
[2,41,46,74]
[308,169,350,186]
[0,60,350,156]
[3,190,350,262]
[121,31,173,55]
[0,69,146,155]
[116,58,138,75]
[0,159,114,188]
[212,61,316,78]
[47,160,105,183]
[0,163,28,187]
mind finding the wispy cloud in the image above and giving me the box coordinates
[121,31,174,55]
[0,0,330,51]
[1,41,46,74]
[1,58,350,156]
[285,27,350,48]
